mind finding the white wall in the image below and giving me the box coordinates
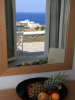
[0,44,75,90]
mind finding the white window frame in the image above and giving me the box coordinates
[44,0,51,56]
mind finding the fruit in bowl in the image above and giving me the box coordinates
[48,90,60,95]
[22,62,27,66]
[48,93,60,100]
[48,90,60,100]
[27,73,67,100]
[37,92,49,100]
[26,84,35,91]
[52,93,60,100]
[37,92,60,100]
[26,82,41,92]
[44,73,67,91]
[27,82,46,99]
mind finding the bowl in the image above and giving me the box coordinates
[16,77,68,100]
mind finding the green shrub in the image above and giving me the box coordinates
[35,26,39,30]
[40,26,45,31]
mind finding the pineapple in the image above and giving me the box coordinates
[44,72,67,91]
[28,83,46,100]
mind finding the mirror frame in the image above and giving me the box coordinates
[0,0,75,76]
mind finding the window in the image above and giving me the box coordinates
[16,0,46,58]
[5,0,69,67]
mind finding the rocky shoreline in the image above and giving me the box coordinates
[16,22,30,28]
[16,20,44,29]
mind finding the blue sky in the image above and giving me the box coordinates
[16,0,46,12]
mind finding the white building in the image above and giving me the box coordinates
[20,19,30,24]
[20,19,40,28]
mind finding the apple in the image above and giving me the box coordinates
[22,62,27,66]
[37,92,49,100]
[26,85,33,91]
[51,90,60,95]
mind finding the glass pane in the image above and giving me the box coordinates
[5,0,15,59]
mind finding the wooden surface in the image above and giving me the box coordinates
[0,0,8,75]
[0,0,75,76]
[0,89,21,100]
[1,64,71,76]
[0,81,75,100]
[64,0,75,68]
[64,81,75,100]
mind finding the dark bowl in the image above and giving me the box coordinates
[16,77,68,100]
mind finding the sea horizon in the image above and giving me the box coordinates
[16,12,45,13]
[16,12,45,25]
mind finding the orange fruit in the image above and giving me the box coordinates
[52,93,60,100]
[22,62,27,66]
[29,62,33,65]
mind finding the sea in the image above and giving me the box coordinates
[16,12,45,30]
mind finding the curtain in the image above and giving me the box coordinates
[61,0,69,49]
[49,0,61,48]
[49,0,69,49]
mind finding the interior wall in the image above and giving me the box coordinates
[0,44,75,90]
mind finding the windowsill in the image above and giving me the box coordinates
[8,55,47,67]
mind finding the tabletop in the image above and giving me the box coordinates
[0,81,75,100]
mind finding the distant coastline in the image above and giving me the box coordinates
[16,12,45,25]
[16,19,45,32]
